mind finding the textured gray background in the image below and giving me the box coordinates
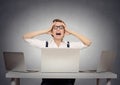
[0,0,120,85]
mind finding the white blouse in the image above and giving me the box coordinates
[24,38,87,49]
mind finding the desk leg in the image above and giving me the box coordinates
[11,78,20,85]
[106,78,111,85]
[96,78,100,85]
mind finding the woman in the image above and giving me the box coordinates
[23,19,92,85]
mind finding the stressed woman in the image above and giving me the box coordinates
[23,19,92,85]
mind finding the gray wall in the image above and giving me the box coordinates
[0,0,120,85]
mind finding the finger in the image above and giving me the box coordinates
[50,22,55,28]
[62,23,66,28]
[52,22,56,26]
[49,23,55,31]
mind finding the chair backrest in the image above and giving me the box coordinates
[3,52,24,71]
[97,51,116,72]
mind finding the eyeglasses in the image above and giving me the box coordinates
[53,25,64,30]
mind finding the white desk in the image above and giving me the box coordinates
[6,71,117,85]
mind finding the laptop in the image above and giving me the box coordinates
[97,51,116,72]
[41,48,80,72]
[3,52,39,73]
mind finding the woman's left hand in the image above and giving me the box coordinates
[63,24,72,36]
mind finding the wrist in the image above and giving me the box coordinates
[69,30,74,35]
[44,28,52,34]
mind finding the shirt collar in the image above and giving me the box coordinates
[49,38,65,44]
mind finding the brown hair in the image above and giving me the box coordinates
[52,19,66,25]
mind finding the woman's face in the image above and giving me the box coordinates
[51,22,65,41]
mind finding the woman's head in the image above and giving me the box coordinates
[51,19,66,41]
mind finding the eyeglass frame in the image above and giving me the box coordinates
[52,25,65,30]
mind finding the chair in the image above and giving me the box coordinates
[3,52,25,72]
[97,51,116,72]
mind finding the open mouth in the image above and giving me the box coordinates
[56,33,61,35]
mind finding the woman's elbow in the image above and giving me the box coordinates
[22,35,30,40]
[86,41,92,47]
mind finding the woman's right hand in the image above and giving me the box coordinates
[45,22,55,35]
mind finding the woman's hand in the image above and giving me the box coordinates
[63,24,72,36]
[45,23,55,35]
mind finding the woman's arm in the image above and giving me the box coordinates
[71,31,92,46]
[23,22,56,39]
[23,28,51,39]
[65,27,92,46]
